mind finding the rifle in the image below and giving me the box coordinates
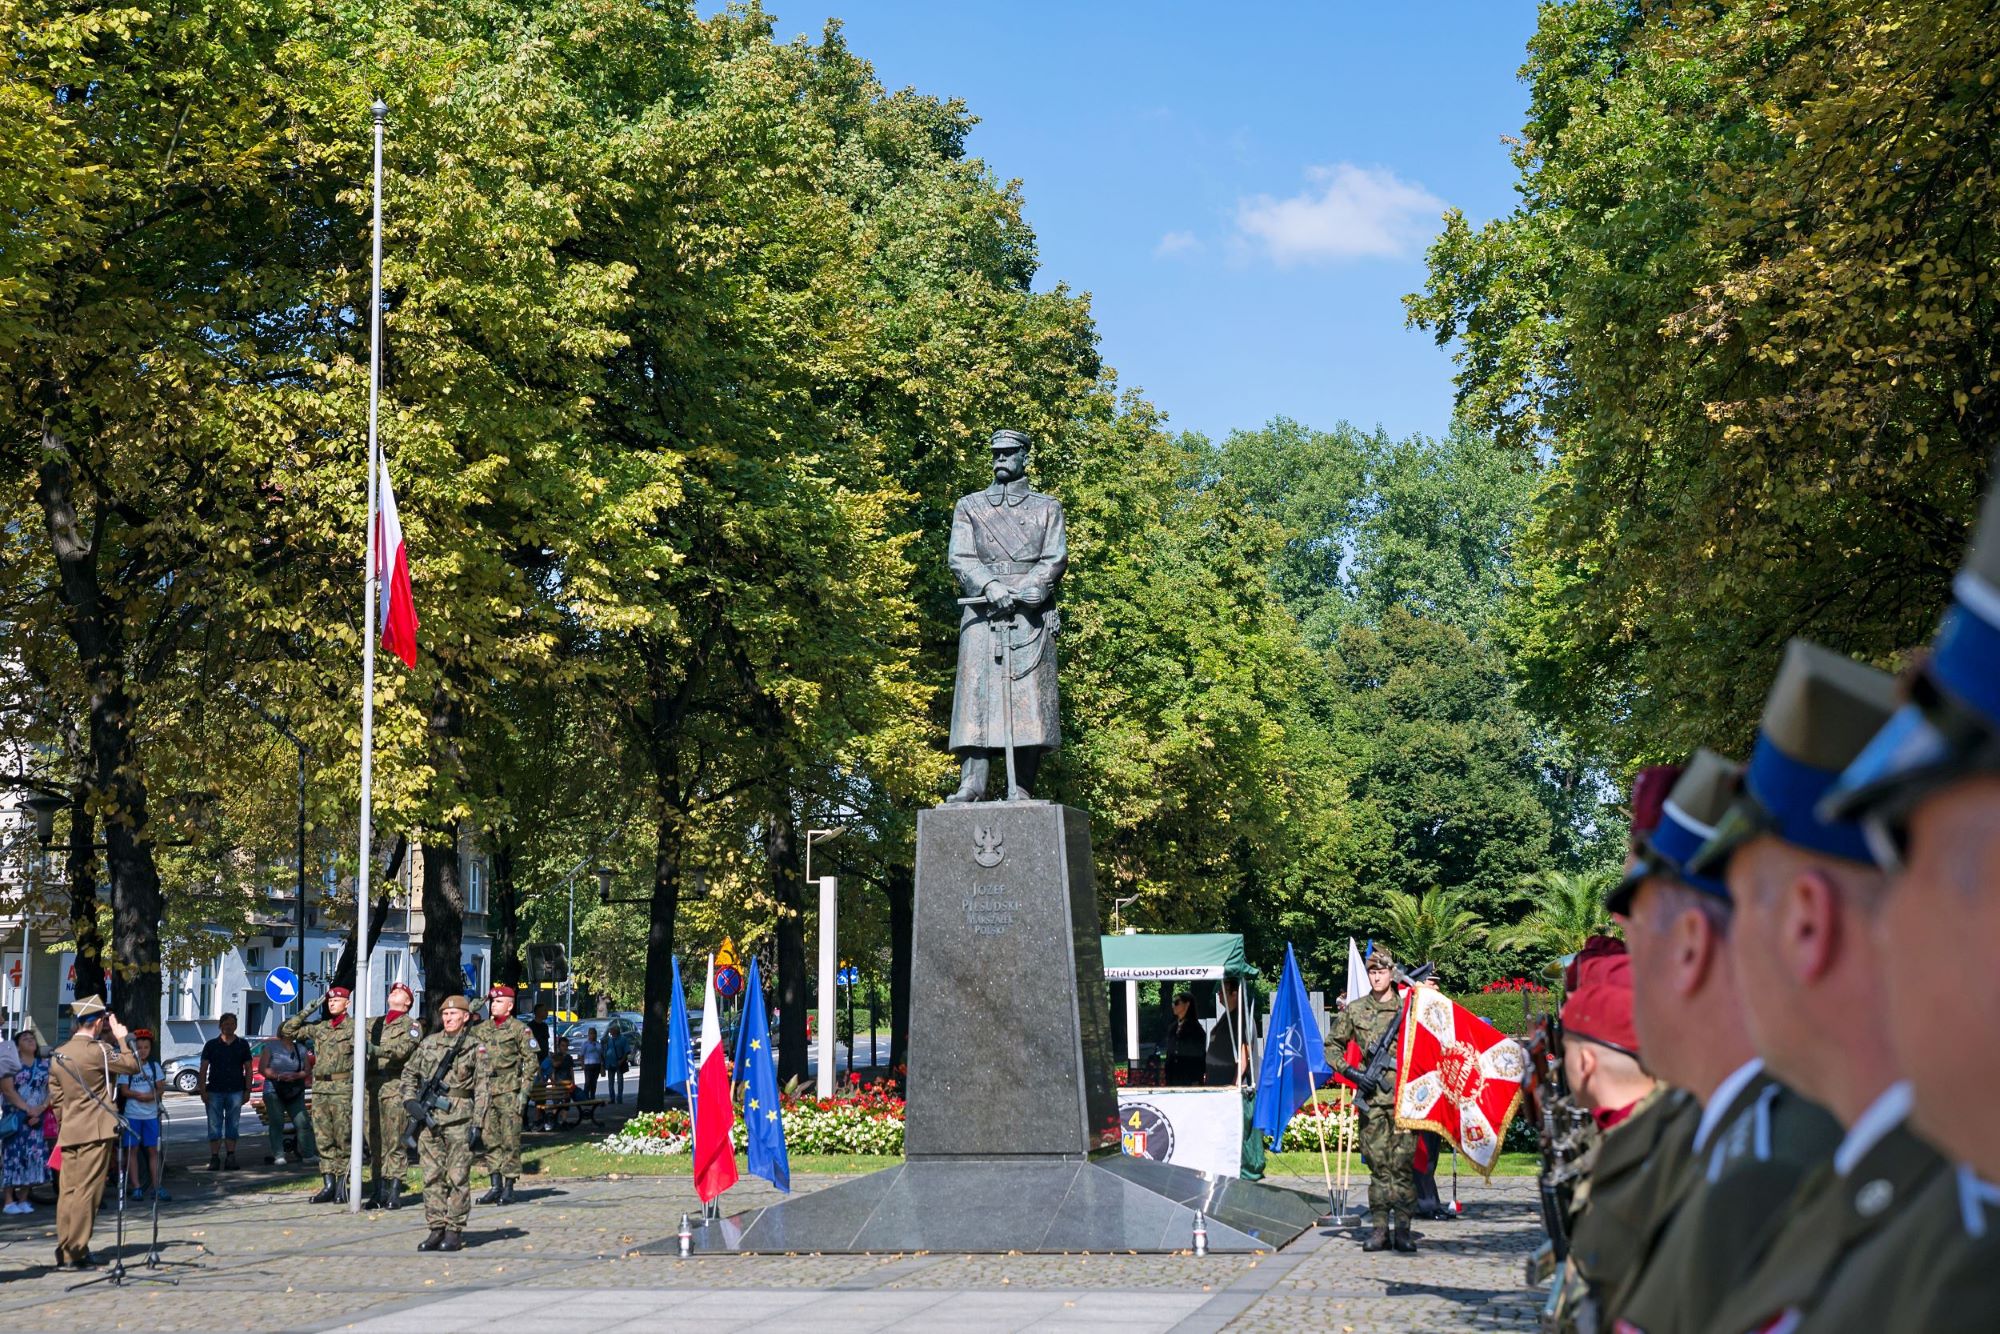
[1522,1010,1593,1268]
[401,1001,488,1152]
[1334,963,1432,1100]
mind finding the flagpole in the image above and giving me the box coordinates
[1308,1082,1336,1213]
[348,96,387,1213]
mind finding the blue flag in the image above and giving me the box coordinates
[734,959,789,1193]
[1251,943,1334,1149]
[666,955,696,1096]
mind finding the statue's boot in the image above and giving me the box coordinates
[1007,750,1041,802]
[944,755,988,804]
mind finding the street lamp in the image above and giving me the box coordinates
[20,792,66,847]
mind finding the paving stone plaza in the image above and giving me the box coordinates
[0,1168,1544,1332]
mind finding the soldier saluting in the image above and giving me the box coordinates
[400,993,492,1252]
[945,428,1066,804]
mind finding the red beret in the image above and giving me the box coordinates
[1562,949,1639,1056]
[1629,765,1683,849]
[326,986,352,998]
[488,984,515,998]
[1562,934,1627,992]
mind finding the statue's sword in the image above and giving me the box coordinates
[958,594,1019,800]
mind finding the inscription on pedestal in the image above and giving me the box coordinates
[906,802,1118,1159]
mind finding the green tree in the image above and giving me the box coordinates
[1489,867,1617,966]
[1377,886,1490,988]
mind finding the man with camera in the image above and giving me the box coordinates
[46,996,141,1270]
[399,994,492,1252]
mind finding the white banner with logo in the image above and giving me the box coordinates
[1116,1086,1241,1179]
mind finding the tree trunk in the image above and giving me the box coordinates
[36,428,166,1033]
[636,805,683,1113]
[489,835,521,987]
[765,801,809,1086]
[65,783,106,1006]
[886,862,913,1072]
[418,824,465,1025]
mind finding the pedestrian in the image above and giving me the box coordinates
[528,1002,552,1056]
[45,997,141,1270]
[117,1029,169,1201]
[196,1011,255,1171]
[282,986,357,1203]
[258,1030,316,1167]
[473,984,535,1206]
[401,993,493,1252]
[2,1029,52,1214]
[364,981,424,1210]
[549,1035,576,1088]
[1329,947,1418,1253]
[576,1027,603,1101]
[1161,993,1205,1086]
[603,1024,629,1105]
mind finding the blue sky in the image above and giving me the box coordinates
[748,2,1540,444]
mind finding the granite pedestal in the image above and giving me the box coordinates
[677,802,1320,1254]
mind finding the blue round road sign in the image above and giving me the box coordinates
[264,967,301,1006]
[715,965,744,998]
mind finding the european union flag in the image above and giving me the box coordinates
[734,959,789,1193]
[666,955,696,1097]
[1251,943,1333,1149]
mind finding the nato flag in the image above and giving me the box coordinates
[1251,943,1333,1149]
[734,959,790,1193]
[666,955,696,1096]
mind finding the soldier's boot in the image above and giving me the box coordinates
[334,1175,350,1204]
[1392,1220,1417,1254]
[363,1178,384,1210]
[944,755,988,804]
[475,1173,503,1205]
[439,1229,464,1252]
[383,1179,405,1211]
[417,1228,446,1252]
[499,1178,517,1205]
[1363,1223,1391,1252]
[309,1174,340,1204]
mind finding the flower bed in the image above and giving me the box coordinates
[600,1081,907,1157]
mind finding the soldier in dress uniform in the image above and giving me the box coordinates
[364,981,425,1211]
[282,985,357,1204]
[472,983,536,1205]
[45,997,141,1270]
[1691,642,1946,1333]
[944,428,1067,804]
[1584,752,1760,1334]
[1611,648,1869,1334]
[400,994,492,1252]
[1329,946,1417,1253]
[1805,473,2000,1331]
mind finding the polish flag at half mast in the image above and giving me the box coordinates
[692,954,740,1203]
[374,455,418,668]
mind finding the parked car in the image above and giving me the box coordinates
[161,1054,203,1095]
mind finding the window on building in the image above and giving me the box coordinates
[381,951,404,987]
[285,947,301,975]
[247,946,264,969]
[174,971,196,1021]
[196,959,217,1017]
[466,858,485,915]
[319,948,341,987]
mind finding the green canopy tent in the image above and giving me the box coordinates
[1099,932,1259,1069]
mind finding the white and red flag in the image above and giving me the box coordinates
[692,954,739,1203]
[373,456,418,668]
[1394,985,1529,1177]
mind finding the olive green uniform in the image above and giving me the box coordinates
[472,1015,536,1179]
[1555,1086,1699,1334]
[1616,1069,1841,1334]
[1329,992,1415,1226]
[398,1027,493,1232]
[1707,1107,1946,1334]
[281,1010,356,1162]
[1794,1164,2000,1333]
[366,1012,425,1185]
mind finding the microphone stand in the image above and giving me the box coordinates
[49,1044,187,1290]
[141,1082,203,1275]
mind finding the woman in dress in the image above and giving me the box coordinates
[2,1030,52,1213]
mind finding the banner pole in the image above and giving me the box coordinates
[348,96,387,1212]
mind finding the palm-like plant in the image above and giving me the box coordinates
[1378,885,1489,975]
[1490,867,1619,962]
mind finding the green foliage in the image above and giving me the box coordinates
[1378,886,1489,989]
[1410,0,1999,762]
[1451,991,1545,1038]
[1489,867,1618,973]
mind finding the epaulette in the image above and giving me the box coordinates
[1708,1084,1781,1182]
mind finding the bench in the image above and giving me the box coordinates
[523,1086,611,1131]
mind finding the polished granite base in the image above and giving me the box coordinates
[652,1156,1324,1255]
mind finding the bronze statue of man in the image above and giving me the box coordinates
[946,429,1067,803]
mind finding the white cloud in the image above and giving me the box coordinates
[1154,229,1200,258]
[1234,163,1446,265]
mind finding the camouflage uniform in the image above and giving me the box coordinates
[281,1008,356,1165]
[366,1011,425,1192]
[472,1015,536,1187]
[1329,991,1416,1228]
[399,1024,493,1234]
